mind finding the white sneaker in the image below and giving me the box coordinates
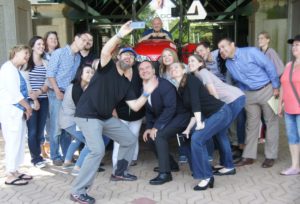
[35,161,46,168]
[62,162,75,169]
[71,169,80,176]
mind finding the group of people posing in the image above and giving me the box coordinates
[0,19,300,204]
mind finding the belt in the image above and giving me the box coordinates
[252,83,270,91]
[48,87,65,93]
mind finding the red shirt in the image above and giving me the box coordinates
[281,62,300,114]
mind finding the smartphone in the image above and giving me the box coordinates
[130,21,145,29]
[176,133,191,146]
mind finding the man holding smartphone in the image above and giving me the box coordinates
[70,21,158,204]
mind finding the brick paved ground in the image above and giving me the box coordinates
[0,119,299,204]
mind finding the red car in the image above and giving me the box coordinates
[134,39,197,64]
[134,39,177,61]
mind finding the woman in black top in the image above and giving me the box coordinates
[170,62,234,191]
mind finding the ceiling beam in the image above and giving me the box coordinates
[136,0,151,16]
[216,0,246,20]
[64,0,100,16]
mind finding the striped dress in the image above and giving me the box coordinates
[29,64,47,98]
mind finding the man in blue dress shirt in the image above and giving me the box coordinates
[47,32,89,166]
[218,38,280,168]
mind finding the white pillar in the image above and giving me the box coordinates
[0,0,32,64]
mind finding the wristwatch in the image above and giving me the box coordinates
[142,91,150,97]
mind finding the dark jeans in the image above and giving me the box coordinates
[27,98,48,164]
[236,108,246,145]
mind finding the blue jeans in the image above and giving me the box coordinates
[236,108,246,145]
[27,98,49,164]
[65,125,110,167]
[206,96,246,162]
[218,96,246,165]
[284,112,300,144]
[48,90,71,161]
[206,138,215,161]
[191,104,233,179]
[229,96,246,145]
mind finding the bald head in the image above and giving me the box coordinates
[152,17,163,32]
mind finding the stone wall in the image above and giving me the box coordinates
[250,0,288,63]
[0,0,32,65]
[31,3,74,46]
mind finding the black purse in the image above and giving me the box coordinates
[289,61,300,105]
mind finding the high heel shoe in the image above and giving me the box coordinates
[193,177,214,191]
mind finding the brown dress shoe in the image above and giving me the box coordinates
[261,159,275,168]
[235,158,254,167]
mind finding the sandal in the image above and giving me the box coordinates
[280,167,300,176]
[5,178,28,186]
[18,174,33,180]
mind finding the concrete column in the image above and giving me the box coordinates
[31,4,74,47]
[287,0,300,60]
[0,0,32,64]
[251,0,288,63]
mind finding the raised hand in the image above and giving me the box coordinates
[118,21,134,38]
[143,76,158,95]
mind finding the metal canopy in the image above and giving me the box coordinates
[60,0,253,23]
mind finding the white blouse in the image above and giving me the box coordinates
[0,61,24,106]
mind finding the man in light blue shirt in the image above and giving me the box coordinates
[218,38,280,168]
[46,32,89,166]
[195,41,226,82]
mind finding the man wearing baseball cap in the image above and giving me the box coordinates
[118,47,137,57]
[70,21,158,204]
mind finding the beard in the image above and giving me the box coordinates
[119,60,132,70]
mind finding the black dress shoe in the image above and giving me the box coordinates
[212,166,223,173]
[261,159,275,168]
[149,173,172,185]
[153,166,179,172]
[213,168,236,176]
[193,177,214,191]
[235,158,254,167]
[97,167,105,172]
[110,173,137,181]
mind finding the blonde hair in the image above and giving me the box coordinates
[9,44,30,60]
[174,62,188,89]
[159,48,179,76]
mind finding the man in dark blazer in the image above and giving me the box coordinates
[138,60,190,185]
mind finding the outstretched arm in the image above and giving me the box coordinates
[101,21,133,68]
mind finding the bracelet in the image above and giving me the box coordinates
[142,91,150,97]
[116,31,123,39]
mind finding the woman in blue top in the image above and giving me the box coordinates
[0,45,33,185]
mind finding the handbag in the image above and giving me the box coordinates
[289,61,300,105]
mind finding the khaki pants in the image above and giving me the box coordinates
[242,84,279,159]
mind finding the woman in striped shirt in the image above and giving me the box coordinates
[22,36,49,168]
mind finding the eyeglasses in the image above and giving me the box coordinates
[136,55,151,62]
